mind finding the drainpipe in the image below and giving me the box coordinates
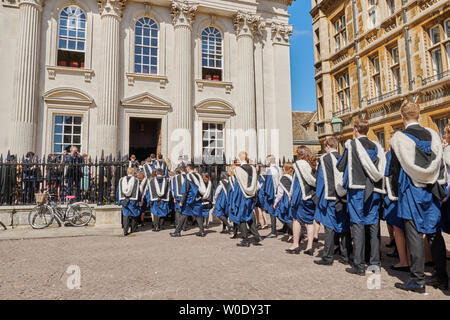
[403,0,414,92]
[352,0,363,110]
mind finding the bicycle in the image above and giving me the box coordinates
[28,192,93,229]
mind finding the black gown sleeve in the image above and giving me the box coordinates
[336,148,348,173]
[388,149,400,195]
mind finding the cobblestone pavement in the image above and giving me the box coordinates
[0,222,449,300]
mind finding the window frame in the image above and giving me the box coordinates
[133,17,159,75]
[333,14,347,51]
[201,26,224,81]
[201,122,225,162]
[335,72,350,112]
[52,114,83,154]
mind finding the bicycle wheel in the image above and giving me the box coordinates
[66,202,93,227]
[28,204,54,229]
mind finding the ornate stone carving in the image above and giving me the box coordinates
[171,0,198,28]
[418,0,439,11]
[98,0,127,18]
[233,11,264,39]
[17,0,42,10]
[271,22,293,45]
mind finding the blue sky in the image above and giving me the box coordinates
[288,0,316,112]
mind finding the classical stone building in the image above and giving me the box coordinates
[311,0,449,149]
[0,0,295,163]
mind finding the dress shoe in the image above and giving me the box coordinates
[265,233,277,239]
[170,232,181,237]
[220,229,228,234]
[426,278,449,291]
[345,267,365,276]
[386,239,396,248]
[394,281,425,293]
[196,232,206,237]
[390,265,410,272]
[254,236,263,243]
[285,247,301,254]
[236,241,250,247]
[123,232,129,236]
[338,258,351,265]
[303,249,314,256]
[313,237,319,243]
[314,259,333,266]
[230,234,239,239]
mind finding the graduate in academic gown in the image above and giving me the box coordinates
[201,173,213,228]
[441,124,450,236]
[170,164,207,237]
[142,159,154,179]
[314,137,351,265]
[154,155,169,177]
[387,103,448,292]
[336,119,386,275]
[273,164,295,254]
[213,171,233,234]
[290,146,318,255]
[233,152,263,247]
[171,167,187,231]
[117,167,141,236]
[137,171,148,226]
[227,165,241,239]
[146,168,170,231]
[262,155,282,238]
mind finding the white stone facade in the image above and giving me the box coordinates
[0,0,295,163]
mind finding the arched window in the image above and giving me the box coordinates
[201,27,223,81]
[57,6,86,68]
[134,17,159,74]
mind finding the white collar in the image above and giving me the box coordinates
[405,122,419,129]
[240,161,248,165]
[357,135,367,139]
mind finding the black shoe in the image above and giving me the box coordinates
[285,247,301,254]
[303,249,314,256]
[220,229,228,234]
[265,233,277,239]
[425,261,435,267]
[237,241,250,247]
[394,281,425,293]
[314,259,333,266]
[123,232,129,236]
[338,258,351,266]
[386,239,396,248]
[196,232,206,237]
[426,278,449,291]
[313,237,319,243]
[390,265,410,272]
[345,267,365,276]
[170,232,181,237]
[230,234,239,239]
[254,236,263,243]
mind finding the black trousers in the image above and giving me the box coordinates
[352,222,380,270]
[176,214,204,233]
[240,215,261,241]
[123,215,137,234]
[270,215,277,234]
[322,226,352,263]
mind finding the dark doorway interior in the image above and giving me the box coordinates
[129,117,161,162]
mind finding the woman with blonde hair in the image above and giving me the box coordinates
[289,146,318,255]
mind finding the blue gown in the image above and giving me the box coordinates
[116,188,141,217]
[276,191,292,223]
[171,175,184,213]
[338,147,382,225]
[213,183,228,218]
[145,180,169,217]
[314,164,349,233]
[227,179,239,224]
[230,179,255,223]
[180,179,202,218]
[290,173,316,225]
[390,133,443,234]
[256,176,266,209]
[262,174,277,216]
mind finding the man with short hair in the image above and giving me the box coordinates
[387,102,448,293]
[337,119,386,275]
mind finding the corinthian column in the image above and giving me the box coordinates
[97,0,126,157]
[233,12,264,161]
[10,0,43,156]
[170,0,197,159]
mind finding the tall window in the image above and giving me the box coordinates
[201,27,223,81]
[202,123,224,162]
[53,115,82,153]
[431,48,443,76]
[57,6,86,68]
[336,73,350,112]
[134,17,159,74]
[371,56,381,97]
[430,25,440,45]
[390,47,401,93]
[334,14,347,51]
[368,0,377,28]
[386,0,395,15]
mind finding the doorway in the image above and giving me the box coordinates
[129,117,162,162]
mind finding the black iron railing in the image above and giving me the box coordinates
[421,70,449,86]
[0,152,295,206]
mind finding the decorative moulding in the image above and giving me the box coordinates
[121,91,172,111]
[195,79,233,94]
[43,87,94,107]
[125,73,168,88]
[46,66,94,83]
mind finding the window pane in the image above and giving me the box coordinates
[63,135,71,143]
[54,135,62,143]
[73,126,81,134]
[54,125,62,134]
[64,126,72,134]
[73,136,80,144]
[54,144,62,153]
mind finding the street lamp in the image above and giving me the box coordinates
[331,117,344,153]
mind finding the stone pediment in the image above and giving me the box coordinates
[121,92,172,111]
[43,87,94,106]
[195,99,235,115]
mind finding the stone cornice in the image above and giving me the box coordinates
[171,0,198,29]
[18,0,43,10]
[270,21,293,45]
[98,0,127,19]
[233,11,264,39]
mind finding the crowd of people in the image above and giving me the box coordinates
[117,102,450,294]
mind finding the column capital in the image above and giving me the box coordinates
[233,11,265,39]
[270,21,293,45]
[171,0,198,29]
[18,0,43,11]
[98,0,127,19]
